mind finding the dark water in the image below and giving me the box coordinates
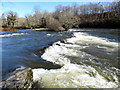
[1,28,120,88]
[1,30,72,77]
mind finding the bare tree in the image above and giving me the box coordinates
[2,11,17,28]
[46,16,64,31]
[25,14,32,28]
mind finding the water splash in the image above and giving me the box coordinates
[33,64,118,88]
[33,32,119,88]
[0,33,27,37]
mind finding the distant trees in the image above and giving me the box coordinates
[112,1,120,18]
[76,2,120,28]
[24,11,48,29]
[53,5,80,30]
[46,15,65,31]
[1,1,120,31]
[24,9,65,30]
[2,11,17,28]
[25,14,33,28]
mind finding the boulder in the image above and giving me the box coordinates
[0,68,33,89]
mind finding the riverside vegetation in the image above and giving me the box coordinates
[1,2,120,31]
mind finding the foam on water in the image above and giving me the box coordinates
[41,42,79,65]
[46,34,52,36]
[67,32,118,48]
[0,33,27,37]
[33,64,118,88]
[33,32,119,88]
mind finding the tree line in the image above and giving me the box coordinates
[1,1,120,31]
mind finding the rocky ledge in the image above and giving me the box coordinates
[0,68,33,89]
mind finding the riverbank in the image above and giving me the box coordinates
[0,27,67,32]
[1,26,120,32]
[78,19,120,29]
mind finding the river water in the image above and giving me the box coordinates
[1,28,120,88]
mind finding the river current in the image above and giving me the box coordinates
[1,28,120,88]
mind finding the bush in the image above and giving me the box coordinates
[46,16,65,31]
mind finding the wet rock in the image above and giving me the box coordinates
[0,68,33,89]
[34,47,48,57]
[60,40,67,43]
[56,43,61,46]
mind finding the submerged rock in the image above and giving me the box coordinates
[0,68,33,89]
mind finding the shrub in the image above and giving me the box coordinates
[46,16,65,31]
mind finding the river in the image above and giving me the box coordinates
[1,28,120,88]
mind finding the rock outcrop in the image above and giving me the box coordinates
[0,68,33,89]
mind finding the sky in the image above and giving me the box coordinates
[1,0,118,2]
[0,0,119,17]
[1,2,88,17]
